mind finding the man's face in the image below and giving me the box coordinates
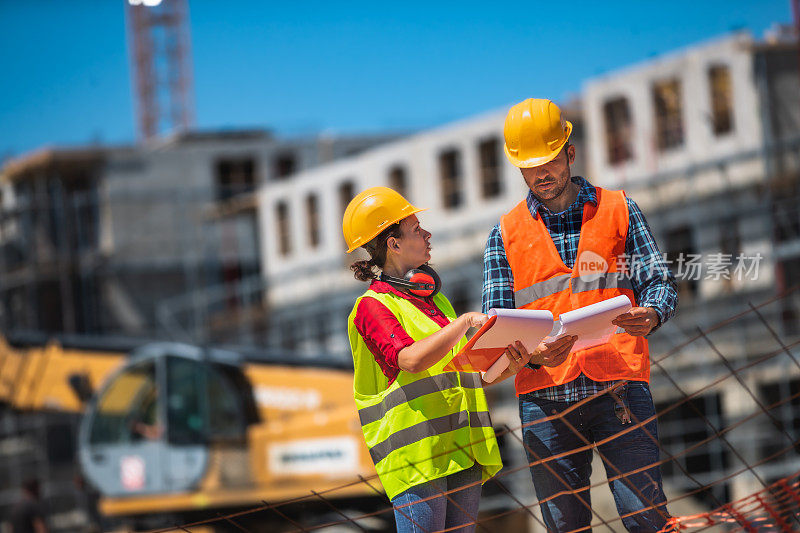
[520,144,575,201]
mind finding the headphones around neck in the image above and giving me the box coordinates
[380,264,442,298]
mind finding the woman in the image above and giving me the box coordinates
[343,187,532,533]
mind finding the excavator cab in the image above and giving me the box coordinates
[78,343,259,496]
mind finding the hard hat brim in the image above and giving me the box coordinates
[504,120,573,168]
[345,206,427,253]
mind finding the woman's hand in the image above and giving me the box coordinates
[460,312,489,329]
[505,341,533,374]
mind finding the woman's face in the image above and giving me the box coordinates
[394,215,432,267]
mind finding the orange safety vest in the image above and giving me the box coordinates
[500,186,650,395]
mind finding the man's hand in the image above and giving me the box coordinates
[612,307,659,337]
[530,335,578,367]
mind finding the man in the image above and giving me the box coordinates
[482,98,678,532]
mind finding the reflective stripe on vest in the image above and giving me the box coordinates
[500,186,650,394]
[514,272,634,308]
[367,409,493,465]
[357,371,482,426]
[348,289,502,499]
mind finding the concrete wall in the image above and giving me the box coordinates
[103,133,394,267]
[78,131,397,335]
[583,32,763,190]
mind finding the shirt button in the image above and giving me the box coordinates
[429,310,435,315]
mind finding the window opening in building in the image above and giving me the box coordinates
[273,152,297,179]
[388,165,408,198]
[603,97,634,165]
[478,137,503,199]
[305,193,320,248]
[439,149,463,209]
[708,65,734,136]
[759,378,800,458]
[216,158,256,201]
[653,79,685,151]
[276,201,291,256]
[666,225,698,301]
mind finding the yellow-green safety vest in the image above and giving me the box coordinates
[347,289,502,500]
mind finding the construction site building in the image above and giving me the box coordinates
[0,130,399,340]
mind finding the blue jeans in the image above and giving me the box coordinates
[519,382,669,532]
[391,463,483,533]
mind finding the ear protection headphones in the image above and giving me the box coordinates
[380,264,442,298]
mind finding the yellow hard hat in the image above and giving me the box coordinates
[503,98,573,168]
[342,186,425,253]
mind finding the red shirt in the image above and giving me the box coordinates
[353,279,451,385]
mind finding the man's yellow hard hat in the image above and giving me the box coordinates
[503,98,573,168]
[342,186,425,253]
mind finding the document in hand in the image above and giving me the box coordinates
[444,295,633,383]
[445,309,553,382]
[543,294,632,352]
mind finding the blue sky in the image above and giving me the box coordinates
[0,1,792,159]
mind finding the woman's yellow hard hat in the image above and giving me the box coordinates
[342,187,425,253]
[503,98,573,168]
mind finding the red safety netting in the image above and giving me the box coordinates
[659,474,800,532]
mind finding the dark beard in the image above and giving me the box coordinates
[533,177,571,202]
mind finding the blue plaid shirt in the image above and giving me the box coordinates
[482,176,678,402]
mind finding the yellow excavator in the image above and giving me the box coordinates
[0,334,384,531]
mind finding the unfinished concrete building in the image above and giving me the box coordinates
[0,130,398,339]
